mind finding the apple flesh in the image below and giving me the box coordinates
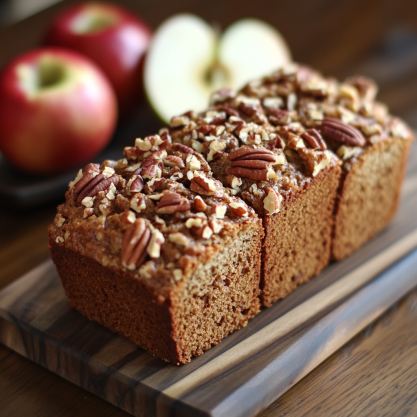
[0,48,117,174]
[144,14,291,123]
[45,2,152,112]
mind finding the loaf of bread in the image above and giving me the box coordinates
[49,63,413,364]
[238,64,414,260]
[170,92,341,306]
[48,140,263,364]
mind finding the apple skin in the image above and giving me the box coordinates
[0,47,117,174]
[45,2,152,112]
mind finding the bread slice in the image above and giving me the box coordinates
[170,97,341,306]
[239,65,414,261]
[332,137,411,260]
[48,140,263,364]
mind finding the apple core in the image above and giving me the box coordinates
[70,9,119,34]
[17,56,69,96]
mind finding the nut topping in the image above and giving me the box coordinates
[156,193,191,214]
[73,164,119,203]
[229,201,249,217]
[172,142,200,156]
[301,129,327,150]
[164,155,184,168]
[121,218,151,270]
[130,194,146,213]
[312,151,332,177]
[263,187,283,215]
[147,229,165,258]
[227,147,277,181]
[320,117,365,147]
[169,232,190,247]
[127,176,144,194]
[193,196,207,212]
[190,173,217,195]
[211,204,227,218]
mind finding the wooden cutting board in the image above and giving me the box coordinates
[0,145,416,417]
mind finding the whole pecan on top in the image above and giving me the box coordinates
[320,117,365,147]
[156,193,191,214]
[301,129,327,150]
[73,164,119,203]
[121,218,151,270]
[227,147,277,181]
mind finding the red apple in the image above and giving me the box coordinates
[0,47,117,174]
[45,2,152,112]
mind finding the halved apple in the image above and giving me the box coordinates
[144,14,291,123]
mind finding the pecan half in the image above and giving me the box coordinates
[121,218,151,270]
[320,117,365,147]
[156,193,191,214]
[72,164,99,196]
[73,165,119,203]
[301,129,327,150]
[227,147,277,181]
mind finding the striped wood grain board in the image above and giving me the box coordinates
[0,144,416,417]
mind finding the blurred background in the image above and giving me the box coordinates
[1,0,417,123]
[0,0,416,210]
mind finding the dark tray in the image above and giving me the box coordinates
[0,103,162,209]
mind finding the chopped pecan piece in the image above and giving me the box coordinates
[211,204,227,218]
[229,201,249,217]
[120,211,136,224]
[266,108,291,125]
[190,174,216,195]
[121,219,151,270]
[193,196,207,212]
[172,142,200,156]
[127,176,143,194]
[301,129,327,150]
[344,75,377,102]
[130,194,146,213]
[263,187,283,215]
[156,193,191,214]
[147,229,165,258]
[169,232,190,247]
[320,117,365,147]
[164,155,184,168]
[215,105,239,117]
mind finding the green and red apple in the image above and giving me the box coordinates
[144,14,292,123]
[0,48,117,174]
[45,2,152,112]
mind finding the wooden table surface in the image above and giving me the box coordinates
[1,0,417,416]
